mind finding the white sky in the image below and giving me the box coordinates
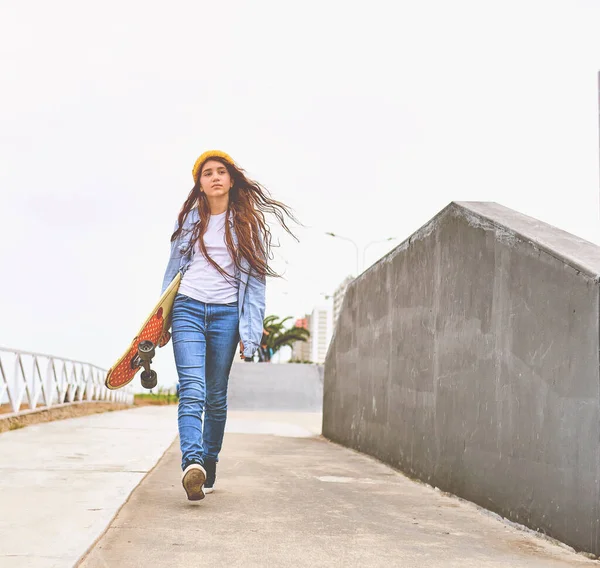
[1,0,599,387]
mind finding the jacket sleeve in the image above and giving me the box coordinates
[241,268,266,358]
[161,220,184,295]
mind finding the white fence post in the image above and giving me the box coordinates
[0,347,135,416]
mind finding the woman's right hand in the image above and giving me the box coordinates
[158,331,171,348]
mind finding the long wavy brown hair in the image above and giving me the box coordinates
[171,156,299,284]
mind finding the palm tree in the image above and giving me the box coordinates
[258,315,310,362]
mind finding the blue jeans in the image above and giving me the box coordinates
[171,293,239,470]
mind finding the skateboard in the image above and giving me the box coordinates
[105,272,182,390]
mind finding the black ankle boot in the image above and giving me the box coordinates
[204,459,217,494]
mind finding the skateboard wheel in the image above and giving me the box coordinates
[141,370,158,390]
[138,340,156,361]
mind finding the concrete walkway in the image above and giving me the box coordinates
[0,405,178,568]
[78,411,597,568]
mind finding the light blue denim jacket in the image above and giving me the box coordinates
[161,208,266,358]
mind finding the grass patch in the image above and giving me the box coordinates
[134,393,178,406]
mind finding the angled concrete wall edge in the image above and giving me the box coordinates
[360,201,600,283]
[452,201,600,281]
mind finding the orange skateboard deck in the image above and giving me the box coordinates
[105,273,182,390]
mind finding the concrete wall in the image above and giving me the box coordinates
[228,363,323,412]
[323,201,600,555]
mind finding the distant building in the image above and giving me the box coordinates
[310,305,333,364]
[333,275,354,324]
[291,315,312,362]
[290,303,334,365]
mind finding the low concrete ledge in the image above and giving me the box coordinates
[323,201,600,555]
[228,363,323,412]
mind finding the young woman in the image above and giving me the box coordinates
[161,150,297,501]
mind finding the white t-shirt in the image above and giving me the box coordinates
[178,211,239,304]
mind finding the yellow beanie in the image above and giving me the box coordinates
[192,150,235,183]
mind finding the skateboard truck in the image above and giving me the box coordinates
[136,340,158,389]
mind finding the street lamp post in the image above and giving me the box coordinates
[325,232,360,276]
[326,233,398,274]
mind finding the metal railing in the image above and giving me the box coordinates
[0,347,134,415]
